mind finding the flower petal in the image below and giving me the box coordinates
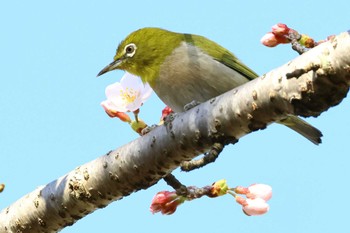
[141,82,153,101]
[105,82,123,98]
[126,98,143,112]
[120,72,142,88]
[102,72,153,113]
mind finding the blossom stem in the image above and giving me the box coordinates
[133,109,140,122]
[227,189,237,198]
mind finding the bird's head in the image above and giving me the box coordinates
[97,27,182,84]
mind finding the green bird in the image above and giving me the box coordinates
[97,27,322,144]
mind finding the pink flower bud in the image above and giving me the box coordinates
[150,191,185,215]
[233,186,249,195]
[160,106,173,121]
[101,101,132,122]
[242,198,269,216]
[235,196,248,206]
[261,32,290,47]
[260,32,280,47]
[246,184,272,201]
[271,23,290,36]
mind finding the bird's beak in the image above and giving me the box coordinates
[97,59,122,77]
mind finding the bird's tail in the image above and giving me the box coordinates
[278,115,323,145]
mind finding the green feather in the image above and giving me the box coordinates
[115,28,183,85]
[183,33,258,80]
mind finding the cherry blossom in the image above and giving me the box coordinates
[101,72,152,113]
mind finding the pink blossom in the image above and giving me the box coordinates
[101,72,152,113]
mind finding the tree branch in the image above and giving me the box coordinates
[1,31,349,233]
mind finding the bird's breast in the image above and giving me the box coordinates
[154,42,249,112]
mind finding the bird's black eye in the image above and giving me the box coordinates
[124,43,137,57]
[126,45,134,53]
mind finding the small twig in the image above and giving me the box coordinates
[286,63,321,79]
[162,175,215,199]
[286,30,307,55]
[163,174,188,196]
[181,142,224,171]
[181,136,237,171]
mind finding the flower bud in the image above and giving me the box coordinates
[260,32,280,47]
[233,186,249,195]
[209,179,229,197]
[150,191,185,215]
[101,101,132,122]
[242,198,269,216]
[299,34,315,48]
[246,184,272,201]
[235,196,248,206]
[160,106,173,121]
[261,32,290,47]
[271,23,290,36]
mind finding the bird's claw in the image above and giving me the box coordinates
[141,124,158,135]
[184,100,201,111]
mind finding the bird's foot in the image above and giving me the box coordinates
[141,124,158,135]
[184,100,201,111]
[163,112,176,124]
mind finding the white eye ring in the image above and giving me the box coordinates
[124,43,137,57]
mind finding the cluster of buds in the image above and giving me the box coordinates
[234,183,272,216]
[261,23,334,52]
[150,191,186,215]
[260,23,291,47]
[150,180,272,216]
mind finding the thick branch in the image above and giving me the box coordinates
[1,32,349,233]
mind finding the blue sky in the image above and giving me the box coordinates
[1,1,349,232]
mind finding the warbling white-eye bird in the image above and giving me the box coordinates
[97,27,322,144]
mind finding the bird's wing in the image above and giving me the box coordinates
[184,33,258,81]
